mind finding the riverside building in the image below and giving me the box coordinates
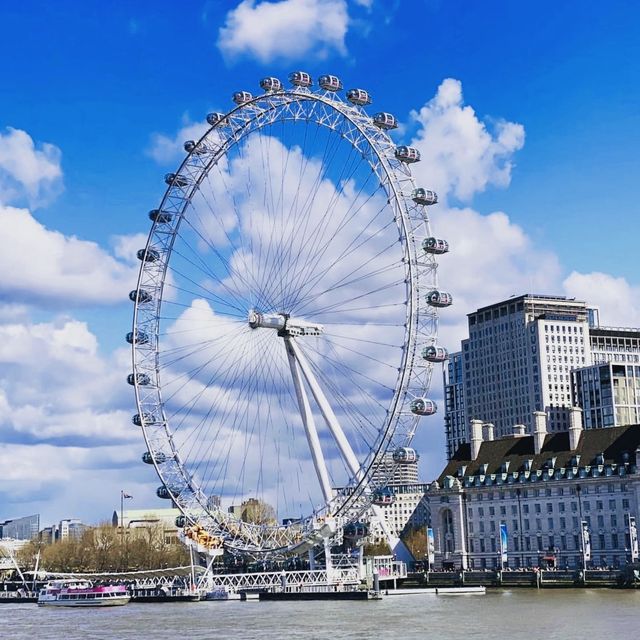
[369,483,430,544]
[444,294,640,459]
[573,362,640,429]
[428,412,640,570]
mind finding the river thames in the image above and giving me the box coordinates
[2,590,638,640]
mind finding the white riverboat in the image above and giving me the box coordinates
[37,579,130,607]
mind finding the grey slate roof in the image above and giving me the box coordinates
[438,424,640,484]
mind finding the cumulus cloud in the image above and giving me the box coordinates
[563,271,640,328]
[409,78,525,203]
[0,300,176,523]
[0,127,63,208]
[217,0,349,63]
[0,205,139,308]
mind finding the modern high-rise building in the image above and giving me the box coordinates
[443,351,466,459]
[589,327,640,365]
[443,294,640,459]
[573,363,640,429]
[0,514,39,540]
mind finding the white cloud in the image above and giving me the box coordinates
[217,0,349,63]
[0,127,63,208]
[0,314,164,523]
[563,271,640,328]
[409,78,525,203]
[0,205,139,307]
[147,119,210,165]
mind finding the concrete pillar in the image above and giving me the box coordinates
[569,407,583,450]
[483,423,495,441]
[470,419,483,461]
[533,411,547,455]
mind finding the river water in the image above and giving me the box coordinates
[2,590,638,640]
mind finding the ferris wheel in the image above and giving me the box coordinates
[128,72,451,558]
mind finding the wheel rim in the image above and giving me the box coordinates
[130,81,440,556]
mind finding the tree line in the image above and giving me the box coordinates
[16,523,190,573]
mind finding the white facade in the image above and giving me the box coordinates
[536,317,590,432]
[590,327,640,365]
[573,362,640,429]
[429,420,640,570]
[444,294,640,458]
[461,295,591,443]
[371,452,419,485]
[370,483,430,543]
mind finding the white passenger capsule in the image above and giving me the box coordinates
[346,88,372,106]
[372,487,395,506]
[164,173,189,187]
[142,451,167,464]
[289,71,313,87]
[410,398,437,416]
[260,76,282,92]
[129,289,153,304]
[184,140,207,155]
[132,413,155,427]
[395,146,420,163]
[156,486,174,499]
[127,373,150,386]
[126,330,149,345]
[392,447,419,464]
[233,91,253,105]
[206,112,226,126]
[426,290,453,308]
[422,237,449,254]
[422,345,449,362]
[148,209,173,224]
[373,112,398,130]
[318,74,343,92]
[137,248,160,262]
[412,188,438,205]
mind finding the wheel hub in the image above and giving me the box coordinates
[248,310,324,337]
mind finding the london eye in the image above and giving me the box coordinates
[128,72,449,558]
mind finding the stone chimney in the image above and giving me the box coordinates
[533,411,547,455]
[483,423,495,442]
[512,424,527,437]
[569,406,583,451]
[470,419,483,461]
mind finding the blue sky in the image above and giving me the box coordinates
[0,0,638,526]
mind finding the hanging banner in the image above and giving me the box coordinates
[427,527,435,568]
[582,521,591,561]
[500,522,508,566]
[629,515,638,562]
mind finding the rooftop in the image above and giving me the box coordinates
[438,424,640,484]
